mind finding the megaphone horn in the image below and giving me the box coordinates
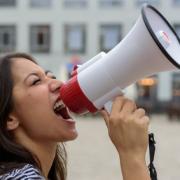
[60,4,180,114]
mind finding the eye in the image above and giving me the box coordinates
[50,76,56,79]
[45,70,56,79]
[32,78,41,85]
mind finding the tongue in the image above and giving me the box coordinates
[57,107,71,119]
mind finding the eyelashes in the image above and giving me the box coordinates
[29,71,56,86]
[50,76,56,79]
[45,70,56,79]
[32,78,40,85]
[31,76,56,86]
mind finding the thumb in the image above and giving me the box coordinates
[100,109,109,127]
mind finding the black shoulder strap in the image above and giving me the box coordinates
[148,133,157,180]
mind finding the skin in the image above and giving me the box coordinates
[7,58,78,178]
[101,96,151,180]
[6,57,150,180]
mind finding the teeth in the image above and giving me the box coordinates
[54,100,65,111]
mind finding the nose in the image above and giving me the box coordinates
[49,79,62,93]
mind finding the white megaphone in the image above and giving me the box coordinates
[60,4,180,114]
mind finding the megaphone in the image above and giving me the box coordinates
[60,4,180,114]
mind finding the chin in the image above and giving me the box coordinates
[58,131,78,142]
[67,131,78,141]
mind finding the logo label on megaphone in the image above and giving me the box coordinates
[156,30,171,49]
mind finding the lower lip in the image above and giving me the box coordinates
[56,114,76,124]
[54,107,75,124]
[64,118,76,124]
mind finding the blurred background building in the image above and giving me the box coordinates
[0,0,180,114]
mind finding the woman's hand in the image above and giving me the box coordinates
[100,96,149,161]
[100,96,151,180]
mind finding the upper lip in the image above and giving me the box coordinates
[53,83,63,105]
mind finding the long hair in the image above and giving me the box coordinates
[0,53,67,180]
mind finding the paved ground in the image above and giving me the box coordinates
[66,114,180,180]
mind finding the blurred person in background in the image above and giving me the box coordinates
[0,52,150,180]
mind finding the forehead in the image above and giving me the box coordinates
[11,58,43,82]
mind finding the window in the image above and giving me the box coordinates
[99,24,122,52]
[64,24,86,54]
[167,72,180,118]
[99,0,123,7]
[137,76,157,100]
[172,73,180,100]
[30,0,51,7]
[0,25,16,52]
[136,0,159,6]
[63,0,88,8]
[174,24,180,38]
[30,25,50,53]
[0,0,16,6]
[136,75,158,113]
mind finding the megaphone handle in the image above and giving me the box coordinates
[104,101,113,114]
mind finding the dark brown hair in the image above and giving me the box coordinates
[0,52,67,180]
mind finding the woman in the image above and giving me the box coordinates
[0,52,150,180]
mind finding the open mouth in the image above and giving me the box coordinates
[53,99,71,119]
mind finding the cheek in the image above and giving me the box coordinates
[16,95,44,117]
[26,87,49,105]
[15,86,49,111]
[14,98,54,141]
[21,117,51,138]
[14,87,51,125]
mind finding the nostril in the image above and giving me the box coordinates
[50,81,62,92]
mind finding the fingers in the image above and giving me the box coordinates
[133,108,150,127]
[110,96,149,124]
[121,99,137,114]
[111,96,136,115]
[133,108,146,119]
[103,96,150,157]
[140,115,150,126]
[100,109,109,127]
[111,96,124,115]
[102,96,149,128]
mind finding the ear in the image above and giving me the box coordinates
[6,113,19,131]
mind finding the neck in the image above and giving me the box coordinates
[15,131,57,178]
[33,142,57,178]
